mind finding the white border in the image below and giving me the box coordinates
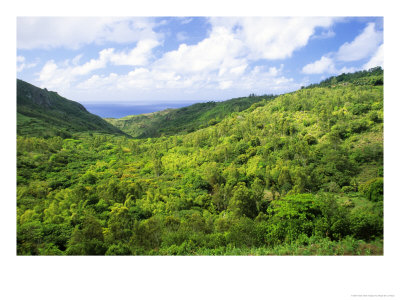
[2,1,399,299]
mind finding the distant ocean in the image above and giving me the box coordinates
[84,102,196,118]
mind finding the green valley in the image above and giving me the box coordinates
[16,68,384,255]
[105,94,275,138]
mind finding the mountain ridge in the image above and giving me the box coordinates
[17,79,129,138]
[105,95,275,138]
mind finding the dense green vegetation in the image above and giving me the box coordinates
[105,94,274,138]
[304,66,383,89]
[17,79,128,138]
[16,69,383,255]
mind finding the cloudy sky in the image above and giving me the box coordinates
[17,17,383,105]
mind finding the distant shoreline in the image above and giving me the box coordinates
[84,102,196,118]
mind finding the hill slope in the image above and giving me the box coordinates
[305,66,383,89]
[17,79,128,138]
[105,95,275,138]
[17,68,383,255]
[105,67,383,140]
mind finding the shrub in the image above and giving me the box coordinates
[359,178,383,202]
[350,204,383,241]
[105,243,132,255]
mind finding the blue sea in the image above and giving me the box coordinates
[84,102,196,118]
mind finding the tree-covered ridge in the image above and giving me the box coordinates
[17,71,383,255]
[304,66,383,89]
[105,95,275,138]
[17,79,128,138]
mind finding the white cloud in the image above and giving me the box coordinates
[302,56,336,74]
[109,39,160,66]
[176,32,188,42]
[17,55,37,73]
[36,50,112,90]
[71,54,83,66]
[155,26,244,75]
[75,61,293,102]
[17,17,162,49]
[312,29,335,40]
[77,73,120,91]
[336,23,383,62]
[37,60,64,88]
[302,22,383,76]
[218,81,233,90]
[71,48,112,76]
[337,66,358,74]
[363,44,384,70]
[36,40,159,90]
[301,56,360,76]
[32,17,338,102]
[17,56,26,72]
[209,17,335,60]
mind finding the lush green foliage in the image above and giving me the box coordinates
[304,66,383,89]
[17,79,127,138]
[17,70,383,255]
[105,94,275,138]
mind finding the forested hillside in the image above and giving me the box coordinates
[105,95,274,138]
[305,66,383,88]
[16,69,383,255]
[17,79,128,138]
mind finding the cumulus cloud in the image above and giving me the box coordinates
[37,60,64,88]
[302,22,383,76]
[302,56,336,74]
[17,56,26,72]
[311,29,336,40]
[109,39,160,66]
[301,56,360,76]
[76,61,293,102]
[72,49,112,75]
[336,23,383,62]
[17,17,162,49]
[32,17,338,102]
[363,44,384,70]
[37,50,111,90]
[17,55,37,73]
[209,17,335,60]
[145,17,329,91]
[36,40,159,90]
[154,26,244,75]
[338,66,358,74]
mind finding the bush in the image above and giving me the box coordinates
[105,243,131,255]
[305,134,317,145]
[315,194,351,240]
[350,204,383,241]
[225,218,259,247]
[266,194,319,245]
[341,186,355,193]
[359,178,383,202]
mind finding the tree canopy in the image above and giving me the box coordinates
[17,69,384,255]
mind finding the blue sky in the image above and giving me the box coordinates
[17,17,383,105]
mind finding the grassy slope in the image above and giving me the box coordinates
[17,79,128,138]
[105,95,275,138]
